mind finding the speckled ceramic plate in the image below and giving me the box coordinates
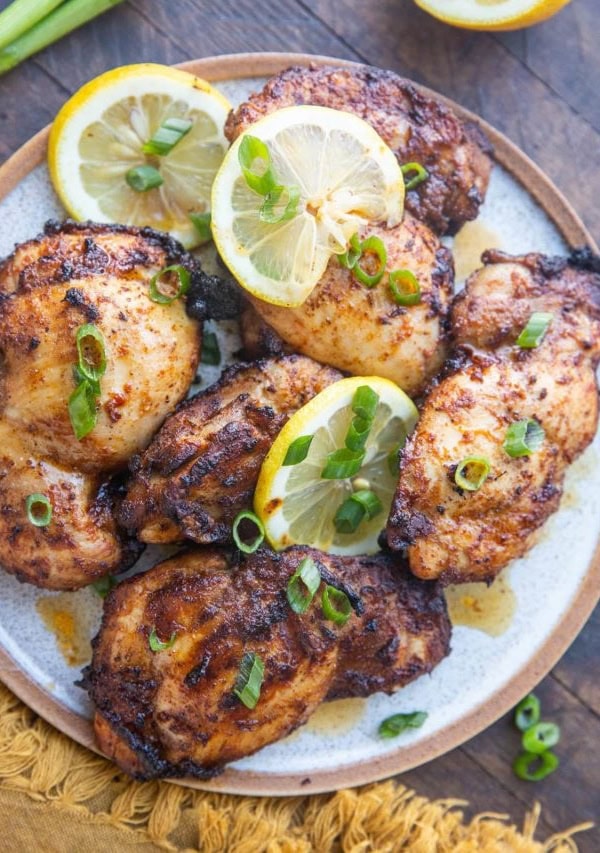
[0,53,598,797]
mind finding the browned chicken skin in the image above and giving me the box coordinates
[386,250,600,584]
[0,221,203,589]
[225,64,493,236]
[118,355,341,545]
[86,546,450,779]
[239,216,454,397]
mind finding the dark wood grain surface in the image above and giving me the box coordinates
[0,0,598,847]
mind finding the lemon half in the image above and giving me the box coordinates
[415,0,571,31]
[254,376,418,555]
[211,105,405,307]
[48,63,231,248]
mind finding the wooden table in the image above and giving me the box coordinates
[0,0,598,846]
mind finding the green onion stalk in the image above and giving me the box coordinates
[0,0,125,76]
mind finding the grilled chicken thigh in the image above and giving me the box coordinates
[119,355,341,544]
[0,221,202,589]
[225,64,492,235]
[87,546,450,779]
[240,216,454,397]
[386,250,600,584]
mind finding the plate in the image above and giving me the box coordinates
[0,52,599,797]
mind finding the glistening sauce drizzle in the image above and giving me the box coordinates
[445,569,516,637]
[452,221,501,283]
[36,592,95,667]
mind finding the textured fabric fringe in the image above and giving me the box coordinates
[0,682,592,852]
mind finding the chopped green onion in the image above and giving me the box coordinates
[283,435,313,466]
[68,379,98,440]
[25,493,52,527]
[286,557,321,614]
[149,265,191,305]
[321,585,352,626]
[454,456,490,492]
[389,269,421,306]
[201,330,221,366]
[142,117,193,156]
[92,575,117,599]
[338,233,362,269]
[73,364,100,396]
[238,135,276,195]
[350,489,383,519]
[514,694,541,731]
[0,0,63,52]
[321,448,365,480]
[259,184,300,223]
[76,324,107,383]
[513,750,559,782]
[352,386,379,422]
[232,510,265,554]
[149,627,177,652]
[353,236,387,288]
[522,722,561,755]
[189,212,212,244]
[504,419,545,458]
[401,162,429,191]
[334,497,366,533]
[234,651,264,709]
[516,312,553,349]
[125,165,163,192]
[345,416,371,452]
[378,711,428,739]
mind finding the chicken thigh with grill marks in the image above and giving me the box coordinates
[86,545,451,779]
[0,221,203,589]
[386,250,600,584]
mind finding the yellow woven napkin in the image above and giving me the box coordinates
[0,681,590,852]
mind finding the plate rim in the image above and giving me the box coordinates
[0,51,598,797]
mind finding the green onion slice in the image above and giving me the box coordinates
[92,575,117,599]
[378,711,428,739]
[259,184,300,223]
[522,721,561,755]
[73,364,100,396]
[238,135,276,195]
[338,233,362,270]
[189,212,212,245]
[454,456,490,492]
[334,497,366,534]
[283,434,313,466]
[350,489,383,519]
[149,265,191,305]
[389,269,421,306]
[149,627,177,652]
[514,694,541,732]
[142,117,193,156]
[401,162,429,191]
[513,750,559,782]
[345,416,371,452]
[68,379,98,440]
[286,557,321,614]
[322,585,352,626]
[234,651,265,709]
[321,448,365,480]
[353,236,387,288]
[125,164,164,192]
[504,419,545,458]
[25,493,52,527]
[516,312,553,349]
[201,330,221,366]
[76,323,107,382]
[352,385,379,422]
[232,510,265,554]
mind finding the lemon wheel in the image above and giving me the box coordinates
[254,376,418,556]
[414,0,571,31]
[48,63,231,248]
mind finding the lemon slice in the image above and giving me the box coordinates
[211,105,405,307]
[254,376,418,555]
[414,0,571,31]
[48,63,231,248]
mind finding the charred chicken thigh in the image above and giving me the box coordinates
[0,221,202,589]
[86,546,450,779]
[225,64,493,236]
[386,250,600,584]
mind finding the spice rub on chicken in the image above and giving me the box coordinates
[86,546,450,779]
[386,250,600,584]
[0,220,203,590]
[225,64,493,236]
[240,215,454,398]
[118,355,341,545]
